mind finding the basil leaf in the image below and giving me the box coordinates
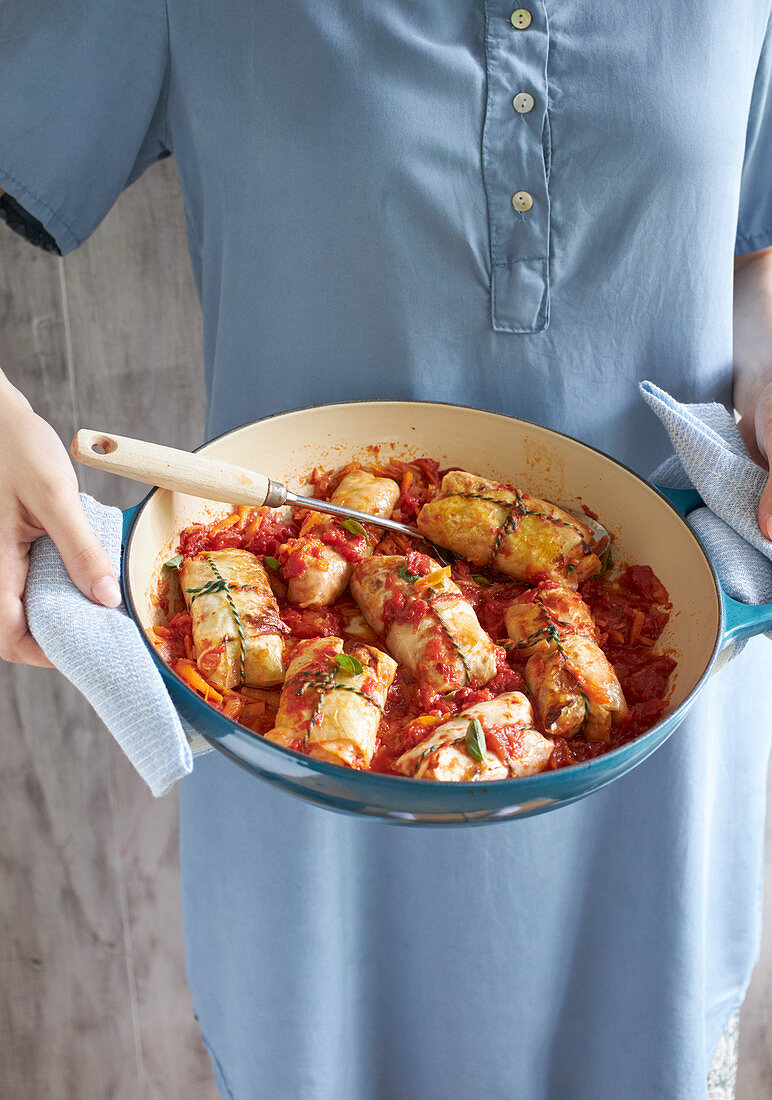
[398,564,419,583]
[465,717,487,763]
[335,653,363,676]
[341,518,367,536]
[163,554,183,572]
[471,574,492,586]
[263,556,280,571]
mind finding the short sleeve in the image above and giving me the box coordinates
[736,14,772,255]
[0,0,169,255]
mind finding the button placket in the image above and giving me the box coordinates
[483,1,551,333]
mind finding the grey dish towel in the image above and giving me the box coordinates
[24,494,207,797]
[641,381,772,649]
[22,385,771,795]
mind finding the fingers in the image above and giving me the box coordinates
[42,485,122,607]
[0,619,54,667]
[760,476,772,542]
[0,602,55,666]
[0,394,120,668]
[0,548,54,667]
[754,383,772,540]
[0,486,119,669]
[737,413,765,467]
[12,635,54,667]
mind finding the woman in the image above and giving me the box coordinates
[1,3,770,1097]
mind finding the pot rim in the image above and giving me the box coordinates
[123,398,724,788]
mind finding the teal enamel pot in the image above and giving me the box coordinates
[121,402,772,824]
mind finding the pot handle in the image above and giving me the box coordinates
[654,482,772,647]
[653,484,704,516]
[722,593,772,647]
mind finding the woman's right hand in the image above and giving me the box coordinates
[0,370,121,668]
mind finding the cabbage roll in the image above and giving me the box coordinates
[417,470,602,586]
[506,583,627,740]
[181,549,286,690]
[284,470,400,608]
[504,582,596,655]
[350,555,501,697]
[393,692,553,780]
[265,636,396,768]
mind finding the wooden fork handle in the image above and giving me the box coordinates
[70,430,287,508]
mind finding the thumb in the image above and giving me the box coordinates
[43,488,122,607]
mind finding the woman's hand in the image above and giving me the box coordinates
[733,246,772,540]
[0,370,121,667]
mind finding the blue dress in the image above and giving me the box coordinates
[2,2,771,1096]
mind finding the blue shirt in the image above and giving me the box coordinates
[2,3,771,1097]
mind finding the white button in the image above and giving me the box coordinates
[510,9,532,29]
[511,191,533,212]
[512,92,535,114]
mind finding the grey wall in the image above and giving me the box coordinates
[0,158,769,1098]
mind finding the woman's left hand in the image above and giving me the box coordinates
[733,246,772,540]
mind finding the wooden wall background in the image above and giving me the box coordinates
[0,158,770,1098]
[0,159,218,1099]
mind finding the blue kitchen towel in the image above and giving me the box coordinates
[641,381,772,647]
[23,494,210,798]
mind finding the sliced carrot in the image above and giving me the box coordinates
[210,513,240,536]
[629,610,646,647]
[415,565,451,593]
[242,507,267,542]
[299,512,324,537]
[175,660,224,705]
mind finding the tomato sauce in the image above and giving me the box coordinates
[154,456,677,775]
[320,526,369,561]
[484,724,528,767]
[279,606,342,638]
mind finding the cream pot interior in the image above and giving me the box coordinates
[127,402,720,727]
